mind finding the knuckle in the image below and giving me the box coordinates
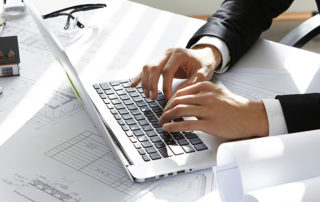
[195,72,206,81]
[173,48,186,57]
[162,68,171,77]
[142,64,151,72]
[173,105,185,115]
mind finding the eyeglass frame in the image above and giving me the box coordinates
[42,3,107,30]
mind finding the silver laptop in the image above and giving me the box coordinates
[25,0,224,182]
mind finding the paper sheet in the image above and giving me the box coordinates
[216,130,320,201]
[0,0,215,201]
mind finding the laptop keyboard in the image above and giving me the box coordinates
[93,79,208,162]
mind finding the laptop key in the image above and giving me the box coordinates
[158,148,173,158]
[169,145,184,155]
[107,104,114,109]
[129,92,139,97]
[189,138,203,145]
[142,125,153,131]
[149,152,161,160]
[142,154,150,162]
[125,87,136,93]
[117,120,125,125]
[133,96,143,102]
[146,130,157,137]
[182,145,195,153]
[121,125,129,131]
[194,144,208,151]
[126,131,134,137]
[138,120,149,126]
[138,148,146,155]
[99,94,107,99]
[93,84,100,89]
[138,135,148,142]
[122,82,131,88]
[103,99,110,104]
[134,114,145,120]
[177,139,189,146]
[110,109,117,114]
[112,85,122,91]
[111,98,121,105]
[122,114,132,120]
[150,136,161,143]
[171,132,184,140]
[119,109,129,115]
[148,101,159,108]
[108,94,117,100]
[158,100,167,108]
[105,89,114,95]
[133,129,144,136]
[110,81,120,86]
[124,99,134,105]
[125,119,136,125]
[129,136,137,143]
[134,142,141,149]
[129,124,140,131]
[117,90,126,96]
[96,89,103,94]
[114,114,121,120]
[154,141,165,149]
[136,101,147,107]
[100,83,111,90]
[145,146,157,154]
[184,132,198,139]
[141,141,152,148]
[115,104,125,110]
[120,94,130,100]
[127,104,137,110]
[131,109,140,115]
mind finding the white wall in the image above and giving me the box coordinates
[130,0,317,16]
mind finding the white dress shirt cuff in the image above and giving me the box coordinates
[262,99,288,136]
[192,36,230,73]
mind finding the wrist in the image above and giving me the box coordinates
[192,44,222,70]
[247,101,269,137]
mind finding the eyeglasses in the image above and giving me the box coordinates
[42,4,107,30]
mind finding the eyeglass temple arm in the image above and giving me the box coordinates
[43,3,106,19]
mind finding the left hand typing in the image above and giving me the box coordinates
[158,81,269,139]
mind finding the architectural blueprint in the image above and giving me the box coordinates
[3,0,317,201]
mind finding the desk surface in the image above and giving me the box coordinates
[0,0,319,201]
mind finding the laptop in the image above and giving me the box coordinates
[25,0,224,182]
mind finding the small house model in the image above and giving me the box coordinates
[0,36,20,77]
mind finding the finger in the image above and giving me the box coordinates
[141,65,150,97]
[162,120,207,132]
[144,50,172,98]
[163,94,200,112]
[131,73,142,87]
[162,49,186,100]
[159,104,205,125]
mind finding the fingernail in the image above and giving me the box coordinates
[162,124,168,131]
[150,91,154,100]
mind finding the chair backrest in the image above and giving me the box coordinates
[279,14,320,48]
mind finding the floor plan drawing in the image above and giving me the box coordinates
[45,130,155,199]
[2,173,82,202]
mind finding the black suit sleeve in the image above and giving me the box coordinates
[276,94,320,133]
[186,0,294,66]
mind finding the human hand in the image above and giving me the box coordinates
[131,45,222,100]
[158,81,269,139]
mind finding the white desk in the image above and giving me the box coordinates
[0,0,319,201]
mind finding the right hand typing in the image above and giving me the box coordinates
[130,45,222,100]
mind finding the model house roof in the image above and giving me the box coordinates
[0,36,20,65]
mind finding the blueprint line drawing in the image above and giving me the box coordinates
[2,173,82,202]
[45,130,154,198]
[217,74,284,100]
